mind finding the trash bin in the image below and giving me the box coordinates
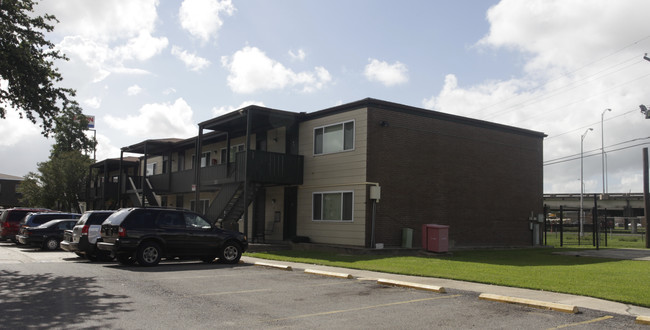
[422,224,449,253]
[402,228,413,248]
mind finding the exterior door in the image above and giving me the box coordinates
[283,187,297,240]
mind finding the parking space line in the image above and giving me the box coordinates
[268,294,462,322]
[546,315,613,329]
[192,288,272,296]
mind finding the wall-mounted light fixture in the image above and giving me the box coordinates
[379,121,389,127]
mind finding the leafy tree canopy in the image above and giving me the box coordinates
[0,0,85,140]
[18,150,93,211]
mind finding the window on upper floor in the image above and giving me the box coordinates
[314,121,354,155]
[146,163,157,176]
[312,191,353,221]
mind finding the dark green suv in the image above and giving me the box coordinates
[97,208,248,266]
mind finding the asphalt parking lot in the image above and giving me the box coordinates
[0,242,647,329]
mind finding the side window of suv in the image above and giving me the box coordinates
[155,212,185,228]
[184,213,211,229]
[126,209,159,228]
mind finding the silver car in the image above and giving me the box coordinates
[61,210,114,261]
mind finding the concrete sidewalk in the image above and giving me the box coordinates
[241,255,650,318]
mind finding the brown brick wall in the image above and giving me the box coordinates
[366,107,544,248]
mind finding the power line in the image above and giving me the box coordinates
[466,35,650,119]
[543,137,650,166]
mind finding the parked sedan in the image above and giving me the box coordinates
[16,219,78,250]
[98,207,248,266]
[16,212,81,244]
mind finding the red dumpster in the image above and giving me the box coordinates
[422,224,449,252]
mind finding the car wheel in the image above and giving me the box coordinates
[43,238,59,251]
[137,241,162,266]
[218,241,242,264]
[116,254,136,265]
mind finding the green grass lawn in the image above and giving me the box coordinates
[247,246,650,308]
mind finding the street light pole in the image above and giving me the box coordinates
[580,128,593,237]
[601,109,611,195]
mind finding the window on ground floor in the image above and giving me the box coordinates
[190,199,210,214]
[312,191,353,221]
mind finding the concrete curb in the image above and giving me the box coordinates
[636,315,650,325]
[304,269,354,279]
[253,261,293,271]
[479,293,578,314]
[377,278,446,293]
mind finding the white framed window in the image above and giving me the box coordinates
[314,120,354,155]
[190,199,210,214]
[192,152,211,168]
[146,163,157,176]
[312,191,353,221]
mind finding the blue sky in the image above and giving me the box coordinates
[1,0,649,194]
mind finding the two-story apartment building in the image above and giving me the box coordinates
[100,98,545,249]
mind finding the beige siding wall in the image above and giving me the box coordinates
[266,127,286,153]
[297,108,368,246]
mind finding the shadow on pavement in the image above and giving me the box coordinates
[0,270,132,328]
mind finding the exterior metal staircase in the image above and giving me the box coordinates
[206,182,261,230]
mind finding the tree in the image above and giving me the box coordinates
[18,150,93,211]
[0,0,84,139]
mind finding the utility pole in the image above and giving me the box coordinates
[643,148,650,249]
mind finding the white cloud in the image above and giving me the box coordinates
[0,110,42,147]
[364,58,408,86]
[221,46,332,93]
[127,85,143,96]
[289,49,306,61]
[39,1,167,83]
[424,0,650,194]
[179,0,235,43]
[37,0,160,43]
[171,46,211,72]
[104,98,196,139]
[212,101,266,117]
[163,88,177,95]
[83,97,102,109]
[117,30,169,62]
[478,0,650,74]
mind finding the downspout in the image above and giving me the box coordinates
[118,151,123,208]
[87,164,93,210]
[103,161,109,208]
[142,142,147,207]
[195,127,204,211]
[243,108,253,237]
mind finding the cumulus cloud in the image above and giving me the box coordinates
[289,49,306,61]
[83,97,102,109]
[221,46,332,93]
[127,85,143,96]
[212,100,266,117]
[364,58,408,86]
[37,0,160,43]
[179,0,235,43]
[171,46,211,71]
[39,1,167,83]
[104,98,197,139]
[424,0,650,193]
